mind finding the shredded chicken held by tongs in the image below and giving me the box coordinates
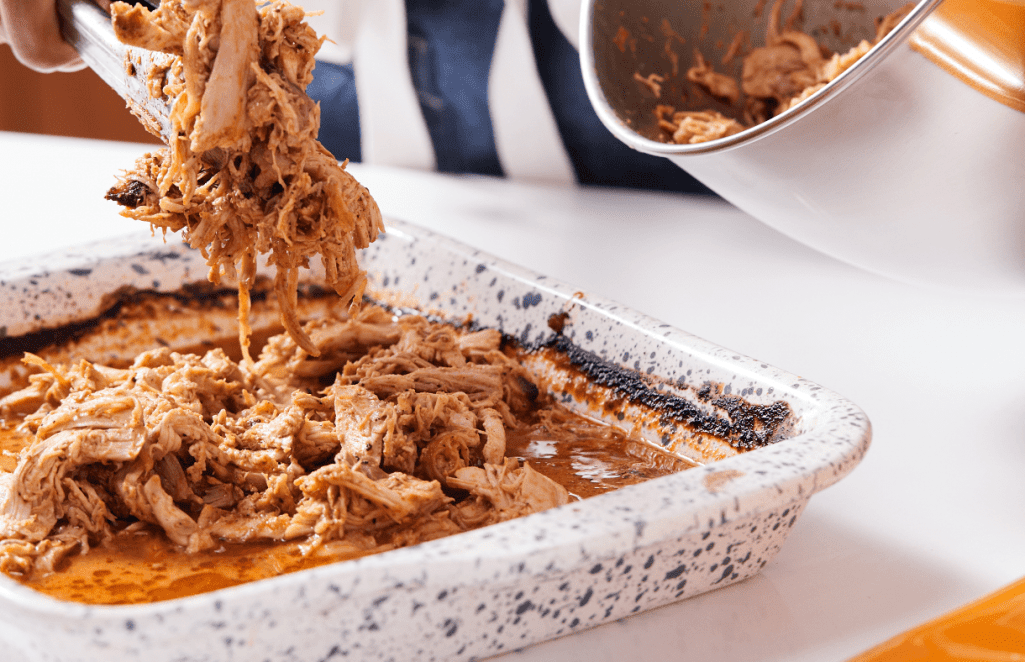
[104,0,384,360]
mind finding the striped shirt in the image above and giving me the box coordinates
[303,0,710,193]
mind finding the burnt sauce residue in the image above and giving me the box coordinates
[535,335,793,450]
[0,282,249,361]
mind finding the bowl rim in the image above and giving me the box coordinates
[579,0,945,156]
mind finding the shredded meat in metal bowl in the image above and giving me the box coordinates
[656,0,915,143]
[104,0,383,360]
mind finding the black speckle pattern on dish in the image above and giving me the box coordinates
[0,221,870,662]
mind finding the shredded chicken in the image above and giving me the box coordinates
[686,50,740,104]
[659,0,915,143]
[0,307,572,578]
[656,106,744,143]
[633,71,665,97]
[104,0,384,361]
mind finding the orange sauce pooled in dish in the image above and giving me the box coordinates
[847,576,1025,661]
[27,531,366,605]
[5,408,693,604]
[0,425,31,473]
[507,408,699,499]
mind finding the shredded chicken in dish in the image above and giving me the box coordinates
[659,0,915,143]
[0,306,576,578]
[104,0,383,360]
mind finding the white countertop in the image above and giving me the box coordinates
[3,130,1024,661]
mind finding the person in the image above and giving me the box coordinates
[0,0,103,72]
[2,0,711,193]
[303,0,711,193]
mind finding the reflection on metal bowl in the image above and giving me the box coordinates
[582,0,1025,293]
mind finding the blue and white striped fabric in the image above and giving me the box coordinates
[304,0,711,194]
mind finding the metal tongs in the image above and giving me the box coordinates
[56,0,174,143]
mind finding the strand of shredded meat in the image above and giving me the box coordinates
[660,0,915,143]
[655,106,744,144]
[0,307,569,577]
[104,0,383,360]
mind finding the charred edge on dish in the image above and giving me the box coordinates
[535,335,792,450]
[365,296,791,450]
[0,280,285,360]
[1,288,431,362]
[3,288,789,450]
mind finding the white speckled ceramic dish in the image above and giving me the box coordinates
[0,219,870,661]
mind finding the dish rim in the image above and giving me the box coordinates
[0,218,872,618]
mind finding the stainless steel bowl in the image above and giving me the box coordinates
[581,0,1025,293]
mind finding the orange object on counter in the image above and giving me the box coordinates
[847,576,1025,661]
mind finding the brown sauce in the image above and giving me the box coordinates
[0,426,32,473]
[7,407,693,605]
[507,408,699,500]
[25,527,368,605]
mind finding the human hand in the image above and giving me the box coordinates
[0,0,112,73]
